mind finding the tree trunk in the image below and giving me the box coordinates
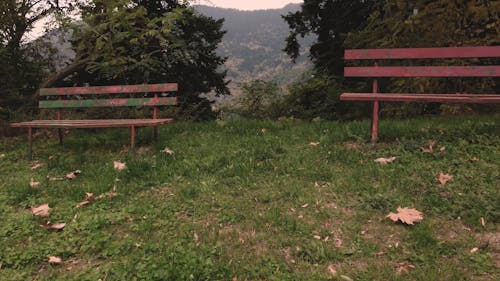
[34,58,89,99]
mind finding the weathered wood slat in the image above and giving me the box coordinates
[39,83,178,96]
[340,93,500,103]
[39,97,177,108]
[344,66,500,77]
[345,46,500,60]
[10,119,174,128]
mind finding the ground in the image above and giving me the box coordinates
[0,115,498,280]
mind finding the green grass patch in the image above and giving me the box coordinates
[0,114,499,280]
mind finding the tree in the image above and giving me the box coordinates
[283,0,376,76]
[44,0,228,120]
[0,1,70,120]
[237,80,282,119]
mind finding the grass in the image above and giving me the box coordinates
[0,114,499,280]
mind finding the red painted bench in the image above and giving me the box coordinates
[11,83,178,159]
[340,46,500,142]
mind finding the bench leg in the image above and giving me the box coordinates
[130,126,136,152]
[153,126,158,143]
[58,129,64,145]
[371,101,379,143]
[28,127,33,161]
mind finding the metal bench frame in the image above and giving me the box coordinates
[11,83,178,159]
[340,46,500,142]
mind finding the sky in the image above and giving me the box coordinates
[199,0,303,10]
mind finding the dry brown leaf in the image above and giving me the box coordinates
[48,256,62,264]
[470,247,478,253]
[374,156,396,164]
[31,162,43,170]
[387,207,424,225]
[0,153,5,158]
[76,201,90,208]
[41,221,66,230]
[396,262,415,274]
[313,235,321,240]
[327,264,338,277]
[421,141,435,153]
[261,128,267,134]
[31,204,51,217]
[437,172,453,186]
[301,203,309,208]
[309,142,320,147]
[161,147,175,155]
[66,170,81,180]
[440,146,446,153]
[113,161,127,171]
[471,157,479,162]
[30,178,41,188]
[481,217,486,227]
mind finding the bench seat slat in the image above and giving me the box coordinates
[345,46,500,60]
[39,97,177,109]
[10,119,174,128]
[39,83,178,96]
[344,66,500,77]
[340,93,500,103]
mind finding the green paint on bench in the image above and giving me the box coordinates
[39,97,177,109]
[39,83,178,96]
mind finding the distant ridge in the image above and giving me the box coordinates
[195,4,313,86]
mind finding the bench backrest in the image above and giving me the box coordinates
[344,46,500,78]
[39,83,178,109]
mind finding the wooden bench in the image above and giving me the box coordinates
[340,46,500,142]
[10,83,178,159]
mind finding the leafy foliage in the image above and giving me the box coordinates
[70,0,228,120]
[283,0,376,76]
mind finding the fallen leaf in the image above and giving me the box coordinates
[114,161,127,171]
[387,207,424,225]
[481,217,486,227]
[29,178,41,188]
[374,156,396,164]
[31,204,51,217]
[261,128,267,134]
[327,264,338,277]
[48,256,62,264]
[313,235,321,240]
[440,146,446,153]
[161,147,174,155]
[340,275,354,281]
[334,238,343,248]
[437,172,453,186]
[31,162,43,170]
[309,142,320,147]
[471,157,479,162]
[66,170,81,180]
[76,193,95,208]
[48,155,56,160]
[41,222,66,230]
[395,262,415,274]
[76,200,90,208]
[470,247,478,253]
[421,141,435,153]
[301,203,309,208]
[0,153,5,158]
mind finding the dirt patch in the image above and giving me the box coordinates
[476,231,500,267]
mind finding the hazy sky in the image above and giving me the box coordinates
[199,0,303,10]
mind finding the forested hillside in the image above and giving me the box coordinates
[196,4,313,85]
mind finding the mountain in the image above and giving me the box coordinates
[196,4,313,86]
[41,4,313,89]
